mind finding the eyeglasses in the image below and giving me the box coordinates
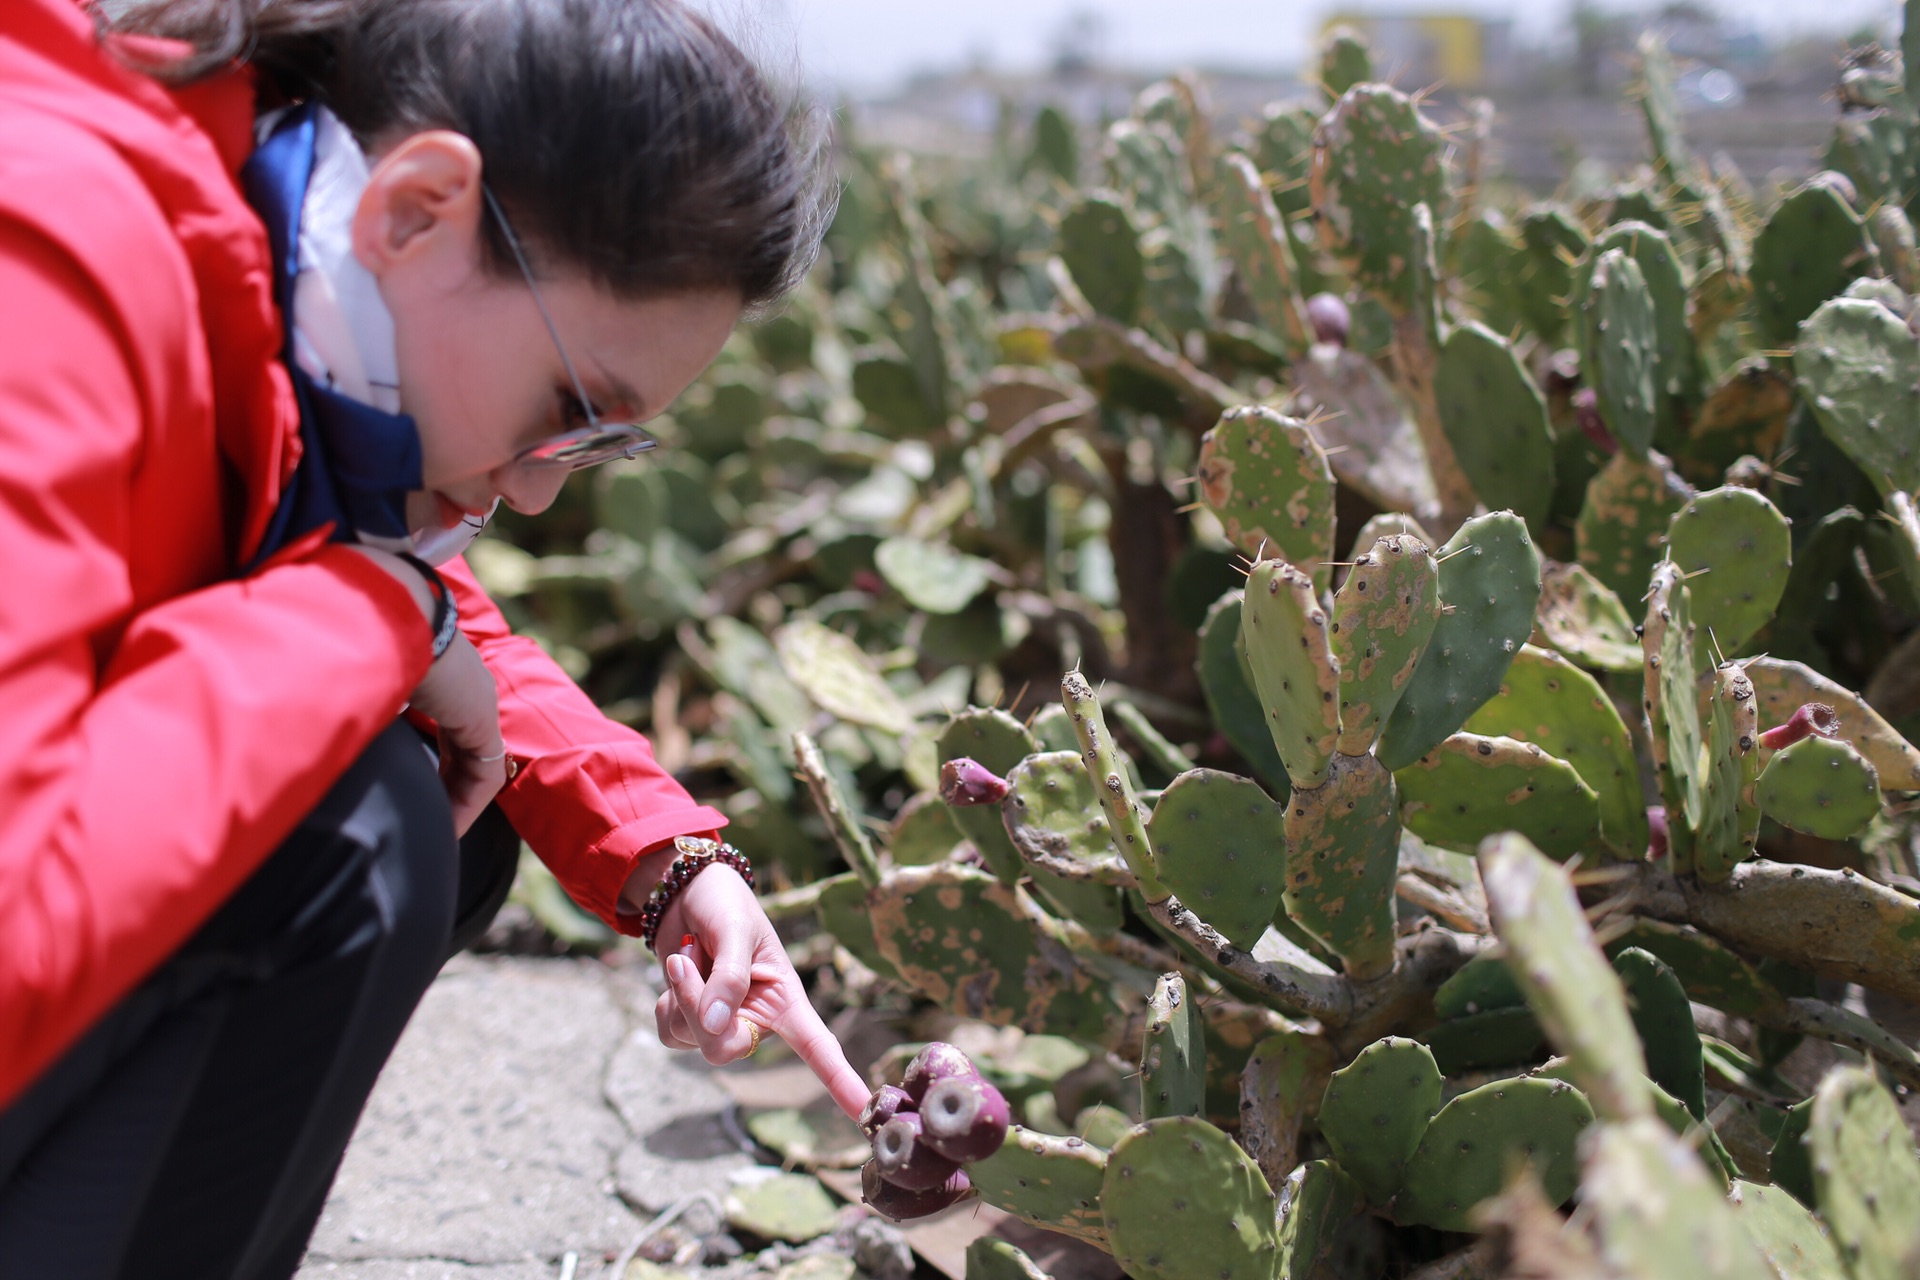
[482,186,659,470]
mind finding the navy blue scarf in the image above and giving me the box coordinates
[240,103,424,569]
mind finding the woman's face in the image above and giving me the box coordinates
[352,131,743,527]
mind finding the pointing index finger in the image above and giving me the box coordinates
[773,999,871,1119]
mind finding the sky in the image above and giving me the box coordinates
[705,0,1906,95]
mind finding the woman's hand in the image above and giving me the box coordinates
[345,546,506,835]
[654,864,870,1120]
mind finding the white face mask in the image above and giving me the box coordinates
[409,497,501,567]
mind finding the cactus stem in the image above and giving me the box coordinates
[1060,668,1168,900]
[793,730,883,889]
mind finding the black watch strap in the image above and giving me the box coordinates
[396,552,459,660]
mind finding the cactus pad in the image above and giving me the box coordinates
[1695,663,1761,882]
[1216,152,1309,354]
[1464,645,1648,860]
[1771,1097,1816,1207]
[1479,834,1652,1122]
[1061,670,1166,899]
[1276,1160,1368,1279]
[1582,1118,1774,1280]
[1753,181,1872,346]
[1728,1181,1848,1280]
[1664,487,1792,654]
[938,708,1040,884]
[1434,322,1556,532]
[1796,297,1920,499]
[1579,248,1660,458]
[776,620,915,735]
[1317,1037,1442,1206]
[1330,534,1440,755]
[1102,1117,1278,1280]
[1283,751,1401,981]
[1684,359,1795,484]
[816,873,899,982]
[1755,735,1881,839]
[1576,448,1694,605]
[1240,558,1342,789]
[889,793,962,866]
[1140,972,1207,1121]
[1434,953,1526,1019]
[1238,1031,1333,1190]
[1517,206,1589,345]
[1424,1007,1547,1076]
[1602,920,1787,1021]
[869,865,1134,1042]
[1810,1066,1920,1280]
[1059,193,1145,325]
[1745,657,1920,791]
[1378,512,1543,771]
[1196,593,1289,790]
[1145,769,1288,949]
[1588,221,1699,439]
[1195,406,1336,589]
[1396,732,1601,860]
[1001,751,1126,935]
[1310,85,1451,311]
[1394,1076,1594,1232]
[1535,560,1643,671]
[968,1126,1109,1245]
[1612,947,1707,1121]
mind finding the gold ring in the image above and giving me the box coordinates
[741,1018,762,1057]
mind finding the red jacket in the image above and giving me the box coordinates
[0,0,725,1110]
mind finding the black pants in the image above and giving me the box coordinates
[0,722,520,1278]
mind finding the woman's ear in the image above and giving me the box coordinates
[352,131,486,279]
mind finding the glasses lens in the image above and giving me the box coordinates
[519,425,659,470]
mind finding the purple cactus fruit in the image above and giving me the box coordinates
[939,758,1010,807]
[1305,292,1350,348]
[873,1111,964,1191]
[919,1074,1010,1163]
[1647,806,1668,861]
[1758,702,1841,751]
[900,1041,980,1103]
[1573,389,1617,454]
[861,1159,972,1221]
[860,1084,913,1139]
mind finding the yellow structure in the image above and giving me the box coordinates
[1320,14,1493,91]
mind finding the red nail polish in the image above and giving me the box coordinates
[681,933,695,950]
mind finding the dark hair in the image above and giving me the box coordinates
[104,0,835,316]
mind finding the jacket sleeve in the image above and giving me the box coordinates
[0,219,435,1110]
[439,556,727,930]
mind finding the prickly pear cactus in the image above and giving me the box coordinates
[1195,406,1335,590]
[1240,558,1341,789]
[1579,247,1660,458]
[1465,645,1648,860]
[1395,732,1600,859]
[969,1127,1109,1245]
[1695,662,1761,882]
[1140,972,1206,1121]
[1102,1117,1276,1280]
[1612,947,1707,1122]
[1754,180,1872,346]
[1311,84,1450,312]
[1329,534,1438,755]
[1756,735,1882,839]
[1797,296,1920,498]
[1145,769,1287,949]
[1316,1037,1441,1206]
[1394,1076,1594,1232]
[1283,751,1400,981]
[1001,750,1127,934]
[1576,448,1694,605]
[1433,321,1556,531]
[1582,1119,1775,1280]
[1664,487,1792,654]
[938,709,1039,884]
[1377,511,1541,772]
[1808,1066,1920,1280]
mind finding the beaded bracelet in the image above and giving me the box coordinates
[639,836,755,953]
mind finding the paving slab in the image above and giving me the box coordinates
[302,955,643,1272]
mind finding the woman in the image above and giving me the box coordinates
[0,0,866,1271]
